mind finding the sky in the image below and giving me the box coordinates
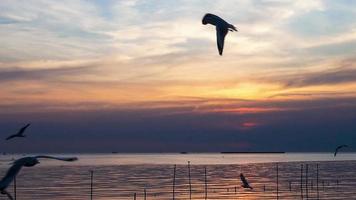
[0,0,356,153]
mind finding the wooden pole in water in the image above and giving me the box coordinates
[276,163,279,200]
[173,164,176,200]
[204,166,207,200]
[306,164,309,199]
[133,193,136,200]
[300,164,303,200]
[336,179,339,191]
[316,164,319,200]
[188,161,192,200]
[144,188,147,200]
[90,170,93,200]
[13,175,16,200]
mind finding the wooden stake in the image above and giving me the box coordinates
[316,164,319,200]
[204,166,208,200]
[276,163,279,200]
[173,165,176,200]
[301,164,303,200]
[188,161,192,200]
[14,175,16,200]
[306,164,309,199]
[90,170,93,200]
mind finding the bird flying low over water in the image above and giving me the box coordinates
[0,155,78,200]
[240,173,253,189]
[202,13,238,56]
[5,123,30,140]
[334,145,348,157]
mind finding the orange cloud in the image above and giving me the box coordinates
[208,107,285,114]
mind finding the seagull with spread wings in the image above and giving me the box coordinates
[202,13,238,56]
[5,123,31,140]
[0,155,78,199]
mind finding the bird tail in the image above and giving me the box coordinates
[229,24,238,32]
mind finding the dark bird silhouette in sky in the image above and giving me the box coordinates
[240,173,253,189]
[202,13,237,56]
[0,155,78,199]
[5,123,30,140]
[334,145,348,157]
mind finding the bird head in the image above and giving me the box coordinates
[23,157,40,167]
[202,13,213,25]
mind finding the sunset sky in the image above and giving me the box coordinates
[1,0,356,152]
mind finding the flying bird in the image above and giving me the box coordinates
[334,145,348,157]
[202,13,238,56]
[5,123,31,140]
[0,155,78,199]
[240,173,253,189]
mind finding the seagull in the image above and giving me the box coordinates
[240,173,253,189]
[334,145,348,157]
[5,123,31,140]
[202,13,238,56]
[0,155,78,199]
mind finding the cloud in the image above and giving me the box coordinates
[0,1,356,152]
[1,95,356,152]
[0,65,98,83]
[265,58,356,88]
[285,68,356,87]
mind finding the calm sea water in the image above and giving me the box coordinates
[0,153,356,199]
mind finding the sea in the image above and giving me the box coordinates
[0,153,355,199]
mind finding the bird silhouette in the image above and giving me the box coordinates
[240,173,253,189]
[0,155,78,199]
[334,145,348,157]
[5,123,31,140]
[202,13,237,55]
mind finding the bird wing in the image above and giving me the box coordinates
[334,148,338,157]
[334,145,348,156]
[5,135,16,141]
[17,123,30,135]
[0,161,24,190]
[216,27,228,56]
[240,174,249,185]
[35,155,78,162]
